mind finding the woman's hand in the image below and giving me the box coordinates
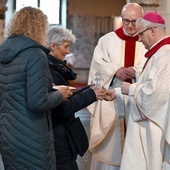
[53,85,73,100]
[91,85,106,100]
[91,84,117,101]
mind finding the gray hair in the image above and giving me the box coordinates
[136,18,166,32]
[46,25,76,49]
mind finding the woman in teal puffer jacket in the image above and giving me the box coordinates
[0,7,72,170]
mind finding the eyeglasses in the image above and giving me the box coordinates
[122,18,137,26]
[138,27,150,37]
[138,27,157,37]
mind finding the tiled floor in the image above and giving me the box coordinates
[75,108,92,170]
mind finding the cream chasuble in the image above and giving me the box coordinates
[121,37,170,170]
[87,27,147,168]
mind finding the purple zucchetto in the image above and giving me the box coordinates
[142,11,165,24]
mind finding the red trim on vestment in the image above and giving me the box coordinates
[115,27,139,67]
[115,27,139,83]
[115,27,139,41]
[124,41,136,67]
[143,37,170,70]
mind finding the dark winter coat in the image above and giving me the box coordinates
[0,35,63,170]
[48,54,97,170]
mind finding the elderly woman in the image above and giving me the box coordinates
[46,25,107,170]
[0,7,72,170]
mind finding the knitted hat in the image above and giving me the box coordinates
[142,11,165,24]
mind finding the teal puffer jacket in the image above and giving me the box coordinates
[0,35,62,170]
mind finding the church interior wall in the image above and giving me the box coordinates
[1,0,170,86]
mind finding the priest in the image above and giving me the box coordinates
[87,3,147,170]
[121,11,170,170]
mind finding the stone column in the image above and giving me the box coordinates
[0,0,8,43]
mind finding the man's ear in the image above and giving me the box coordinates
[151,26,156,35]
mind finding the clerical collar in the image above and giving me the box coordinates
[143,36,170,71]
[149,36,169,50]
[123,28,138,37]
[115,27,139,41]
[145,36,170,58]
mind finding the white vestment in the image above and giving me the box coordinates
[121,44,170,170]
[87,31,147,169]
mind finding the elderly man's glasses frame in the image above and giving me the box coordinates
[122,18,137,26]
[138,27,157,37]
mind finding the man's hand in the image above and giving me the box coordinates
[115,67,135,81]
[103,89,116,101]
[121,82,131,95]
[125,67,135,78]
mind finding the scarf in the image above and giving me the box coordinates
[48,54,77,81]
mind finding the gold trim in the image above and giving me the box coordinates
[134,41,140,66]
[121,41,125,67]
[120,118,125,153]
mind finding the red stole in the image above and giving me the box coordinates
[115,27,139,68]
[143,37,170,70]
[115,27,139,83]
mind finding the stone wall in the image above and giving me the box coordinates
[67,14,114,69]
[67,14,115,84]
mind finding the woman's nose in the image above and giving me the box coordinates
[66,48,70,54]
